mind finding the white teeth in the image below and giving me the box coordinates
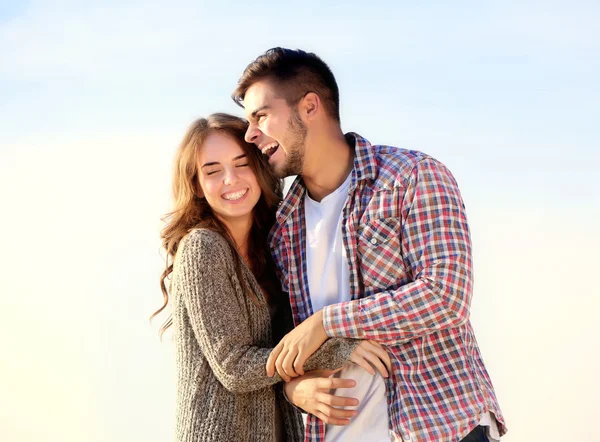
[261,143,279,156]
[222,189,248,201]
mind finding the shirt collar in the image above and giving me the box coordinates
[276,132,376,222]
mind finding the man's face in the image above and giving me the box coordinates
[243,80,307,178]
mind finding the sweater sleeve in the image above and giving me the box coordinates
[272,293,360,372]
[177,230,357,393]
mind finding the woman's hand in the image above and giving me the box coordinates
[349,340,392,378]
[283,369,359,425]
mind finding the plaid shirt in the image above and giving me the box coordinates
[269,133,506,442]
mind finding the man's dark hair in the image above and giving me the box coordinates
[232,47,341,122]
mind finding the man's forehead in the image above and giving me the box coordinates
[244,80,280,108]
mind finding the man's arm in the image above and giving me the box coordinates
[266,158,473,374]
[323,157,473,344]
[267,290,391,378]
[266,158,469,374]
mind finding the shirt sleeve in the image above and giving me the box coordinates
[322,158,473,344]
[178,230,357,393]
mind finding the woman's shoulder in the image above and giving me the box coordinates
[178,228,232,262]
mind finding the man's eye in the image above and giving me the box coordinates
[257,114,266,122]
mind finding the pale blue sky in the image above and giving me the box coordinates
[1,0,599,209]
[1,2,599,442]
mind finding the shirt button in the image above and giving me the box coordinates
[370,238,377,245]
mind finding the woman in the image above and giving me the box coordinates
[152,114,389,442]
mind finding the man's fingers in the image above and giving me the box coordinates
[293,351,307,376]
[275,349,292,382]
[281,349,300,379]
[267,343,284,377]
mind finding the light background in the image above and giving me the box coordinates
[1,1,599,441]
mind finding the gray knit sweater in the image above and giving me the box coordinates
[171,229,359,442]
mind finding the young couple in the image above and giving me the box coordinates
[154,48,507,442]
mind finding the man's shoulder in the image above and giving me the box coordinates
[370,144,431,189]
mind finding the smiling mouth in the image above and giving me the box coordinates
[261,143,279,158]
[222,188,248,201]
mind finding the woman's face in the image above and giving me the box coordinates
[196,132,261,227]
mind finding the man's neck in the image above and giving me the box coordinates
[302,130,354,202]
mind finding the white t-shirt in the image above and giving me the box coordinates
[304,173,390,442]
[303,172,501,441]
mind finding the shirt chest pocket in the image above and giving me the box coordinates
[357,217,405,289]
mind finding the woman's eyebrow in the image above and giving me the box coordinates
[201,155,246,168]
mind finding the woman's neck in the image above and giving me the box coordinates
[220,215,252,262]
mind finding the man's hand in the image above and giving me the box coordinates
[267,310,328,379]
[284,370,359,426]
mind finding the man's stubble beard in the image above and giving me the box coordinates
[275,109,307,179]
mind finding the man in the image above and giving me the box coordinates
[232,48,506,442]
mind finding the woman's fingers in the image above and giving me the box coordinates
[350,341,392,378]
[315,391,359,408]
[312,411,352,426]
[361,346,389,378]
[367,340,392,372]
[349,348,375,374]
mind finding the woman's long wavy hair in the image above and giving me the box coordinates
[151,113,283,337]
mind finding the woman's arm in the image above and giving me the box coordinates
[271,295,359,374]
[177,230,357,392]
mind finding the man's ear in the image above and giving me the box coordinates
[300,92,320,121]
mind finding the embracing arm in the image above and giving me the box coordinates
[322,158,473,344]
[177,230,356,392]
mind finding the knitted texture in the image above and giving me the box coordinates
[171,229,359,442]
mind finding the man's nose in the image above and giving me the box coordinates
[245,123,261,145]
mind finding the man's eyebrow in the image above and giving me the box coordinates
[250,105,269,119]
